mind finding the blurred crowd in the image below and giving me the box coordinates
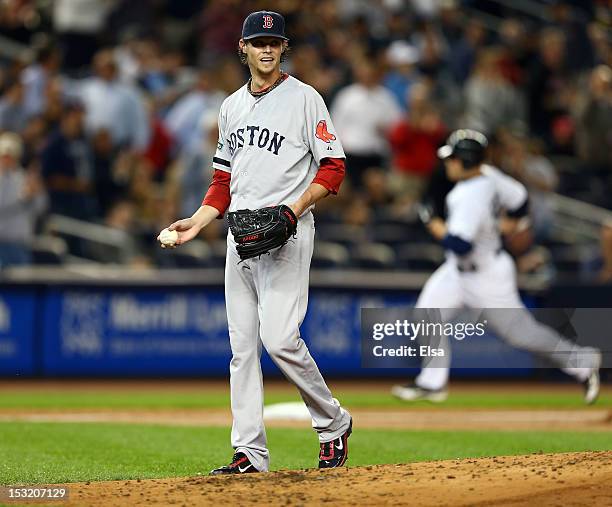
[0,0,610,278]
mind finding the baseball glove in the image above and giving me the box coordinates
[227,205,298,261]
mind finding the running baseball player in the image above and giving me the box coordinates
[158,11,352,474]
[392,129,601,404]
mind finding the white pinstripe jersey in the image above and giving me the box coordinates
[446,164,528,265]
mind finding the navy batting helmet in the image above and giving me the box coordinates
[437,129,488,168]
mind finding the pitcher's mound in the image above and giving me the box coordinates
[33,451,612,507]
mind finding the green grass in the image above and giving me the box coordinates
[0,390,609,410]
[1,421,610,485]
[1,386,609,486]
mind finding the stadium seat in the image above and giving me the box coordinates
[207,239,228,268]
[373,208,419,227]
[157,239,212,268]
[349,242,396,270]
[551,244,602,277]
[315,223,368,247]
[31,236,69,265]
[396,243,445,271]
[370,224,410,247]
[45,214,135,263]
[311,241,350,269]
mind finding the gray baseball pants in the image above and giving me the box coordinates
[224,211,351,472]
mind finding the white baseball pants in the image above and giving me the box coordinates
[414,251,599,390]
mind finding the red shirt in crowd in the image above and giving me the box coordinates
[388,120,446,177]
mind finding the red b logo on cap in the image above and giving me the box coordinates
[263,15,273,28]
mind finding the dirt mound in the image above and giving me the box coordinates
[8,451,610,506]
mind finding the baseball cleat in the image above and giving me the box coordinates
[319,418,352,469]
[391,383,448,402]
[583,352,602,405]
[210,452,258,475]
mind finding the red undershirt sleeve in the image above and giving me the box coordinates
[312,157,345,195]
[202,169,231,218]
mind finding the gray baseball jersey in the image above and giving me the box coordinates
[213,76,345,212]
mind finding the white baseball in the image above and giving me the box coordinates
[159,228,179,247]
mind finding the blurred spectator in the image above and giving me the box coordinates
[415,36,462,128]
[463,47,526,135]
[21,42,61,119]
[331,59,401,188]
[587,23,611,68]
[385,10,415,46]
[0,77,27,133]
[159,0,202,57]
[343,13,387,55]
[325,29,357,81]
[41,76,65,129]
[447,19,487,84]
[175,110,219,218]
[572,65,612,171]
[341,195,372,227]
[102,197,152,268]
[91,128,127,217]
[20,115,49,168]
[198,0,247,66]
[53,0,116,71]
[501,131,559,241]
[362,167,394,212]
[164,70,225,154]
[409,0,446,20]
[437,0,463,47]
[383,40,420,110]
[103,0,156,48]
[526,28,572,145]
[131,39,167,94]
[497,18,531,87]
[0,132,47,268]
[77,49,150,152]
[114,32,146,85]
[289,44,341,102]
[414,21,446,78]
[114,35,194,112]
[547,0,594,71]
[388,82,446,203]
[128,159,174,232]
[40,101,97,219]
[216,58,247,96]
[600,221,612,283]
[153,48,194,110]
[142,102,173,182]
[0,0,40,45]
[104,197,135,230]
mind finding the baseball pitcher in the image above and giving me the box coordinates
[158,10,352,474]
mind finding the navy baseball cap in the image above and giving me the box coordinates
[242,11,288,41]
